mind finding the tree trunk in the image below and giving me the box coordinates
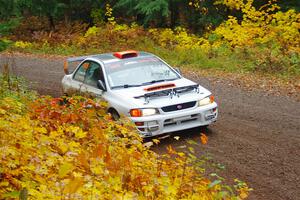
[169,0,179,28]
[48,15,55,31]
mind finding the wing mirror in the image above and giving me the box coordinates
[175,68,182,76]
[97,80,107,91]
[64,60,69,75]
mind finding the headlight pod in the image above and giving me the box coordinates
[198,95,214,106]
[130,108,158,117]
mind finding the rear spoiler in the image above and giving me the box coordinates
[64,54,99,75]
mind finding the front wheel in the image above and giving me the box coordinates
[108,109,120,121]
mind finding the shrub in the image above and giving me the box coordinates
[0,19,19,52]
[14,41,33,49]
[0,77,251,199]
[0,39,13,51]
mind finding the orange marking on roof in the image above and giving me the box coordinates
[113,50,138,59]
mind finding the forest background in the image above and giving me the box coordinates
[0,0,299,78]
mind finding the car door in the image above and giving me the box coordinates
[68,61,90,95]
[82,61,105,97]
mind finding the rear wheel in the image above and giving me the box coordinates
[202,125,209,129]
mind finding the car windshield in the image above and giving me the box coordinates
[104,57,180,89]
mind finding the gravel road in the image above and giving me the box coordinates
[1,53,300,200]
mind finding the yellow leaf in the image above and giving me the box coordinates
[0,108,6,115]
[240,190,249,199]
[68,126,87,139]
[58,162,74,178]
[152,139,160,144]
[63,177,84,194]
[58,142,69,154]
[75,129,87,139]
[177,152,185,157]
[167,145,177,154]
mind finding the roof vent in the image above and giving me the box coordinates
[113,50,138,59]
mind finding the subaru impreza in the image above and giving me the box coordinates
[62,50,218,137]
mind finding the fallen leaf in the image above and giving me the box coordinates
[63,177,84,194]
[58,162,74,178]
[167,145,177,154]
[92,143,105,158]
[152,139,160,144]
[143,141,154,148]
[174,136,180,140]
[77,152,89,170]
[200,133,208,144]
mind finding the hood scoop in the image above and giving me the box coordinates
[144,83,176,92]
[136,84,200,104]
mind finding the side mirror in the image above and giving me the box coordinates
[64,60,69,75]
[175,68,182,76]
[97,80,107,91]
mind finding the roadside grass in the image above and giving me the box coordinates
[9,39,298,82]
[4,20,298,81]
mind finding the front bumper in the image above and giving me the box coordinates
[130,102,218,137]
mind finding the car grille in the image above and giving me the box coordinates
[161,101,196,112]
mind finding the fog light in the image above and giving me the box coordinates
[148,127,159,132]
[144,121,159,132]
[146,121,158,126]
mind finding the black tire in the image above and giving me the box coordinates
[108,109,120,121]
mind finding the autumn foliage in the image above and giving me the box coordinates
[0,76,251,199]
[9,0,299,77]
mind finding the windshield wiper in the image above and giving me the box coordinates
[111,84,141,89]
[142,78,178,86]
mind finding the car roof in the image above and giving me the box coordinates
[67,51,156,65]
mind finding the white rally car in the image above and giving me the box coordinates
[62,50,218,137]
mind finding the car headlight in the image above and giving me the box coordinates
[198,95,214,106]
[130,108,158,117]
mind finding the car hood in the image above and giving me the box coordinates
[110,78,211,108]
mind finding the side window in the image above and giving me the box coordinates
[73,61,90,82]
[84,62,105,88]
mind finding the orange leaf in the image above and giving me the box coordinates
[77,152,89,170]
[91,143,105,158]
[167,145,177,154]
[200,133,208,145]
[104,150,112,165]
[70,113,79,123]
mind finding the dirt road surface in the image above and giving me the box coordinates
[1,53,300,200]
